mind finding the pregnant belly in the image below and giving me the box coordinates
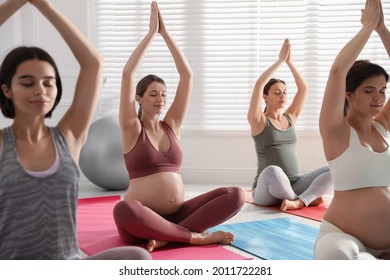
[124,172,185,215]
[325,187,390,249]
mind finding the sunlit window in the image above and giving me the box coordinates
[94,0,390,132]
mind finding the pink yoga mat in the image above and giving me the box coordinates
[244,190,331,222]
[77,195,249,260]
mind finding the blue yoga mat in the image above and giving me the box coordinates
[209,218,319,260]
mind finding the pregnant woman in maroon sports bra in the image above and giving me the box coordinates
[113,2,245,252]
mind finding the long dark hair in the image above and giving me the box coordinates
[136,74,166,119]
[0,46,62,119]
[344,60,389,116]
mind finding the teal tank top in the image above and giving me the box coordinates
[0,126,80,259]
[252,114,300,188]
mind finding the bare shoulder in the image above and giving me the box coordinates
[321,122,350,161]
[121,119,142,154]
[283,112,296,124]
[374,115,390,132]
[162,118,181,138]
[249,113,266,136]
[56,126,78,154]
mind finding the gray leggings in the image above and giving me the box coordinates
[252,165,332,206]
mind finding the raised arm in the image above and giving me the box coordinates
[374,0,390,130]
[119,1,158,152]
[0,0,29,147]
[158,4,193,136]
[0,0,28,26]
[283,49,308,122]
[375,0,390,56]
[319,0,380,159]
[247,38,290,135]
[30,0,103,157]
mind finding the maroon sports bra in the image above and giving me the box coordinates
[124,121,183,179]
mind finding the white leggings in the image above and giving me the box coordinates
[252,165,332,206]
[314,220,390,260]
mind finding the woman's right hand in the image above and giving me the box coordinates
[149,1,159,34]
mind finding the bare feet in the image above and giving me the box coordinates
[280,197,324,211]
[280,199,304,211]
[147,231,235,252]
[147,239,169,252]
[190,231,234,246]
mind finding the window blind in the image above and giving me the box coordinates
[94,0,390,132]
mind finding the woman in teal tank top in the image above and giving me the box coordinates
[247,39,333,211]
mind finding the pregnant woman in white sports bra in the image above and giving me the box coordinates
[315,0,390,260]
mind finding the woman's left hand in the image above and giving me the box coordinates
[157,3,167,35]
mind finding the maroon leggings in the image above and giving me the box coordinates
[113,186,245,244]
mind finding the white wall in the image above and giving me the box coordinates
[180,131,326,186]
[0,0,327,186]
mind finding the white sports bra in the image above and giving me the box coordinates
[328,121,390,191]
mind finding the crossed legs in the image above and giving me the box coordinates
[113,186,245,251]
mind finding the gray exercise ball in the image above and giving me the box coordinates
[80,117,129,190]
